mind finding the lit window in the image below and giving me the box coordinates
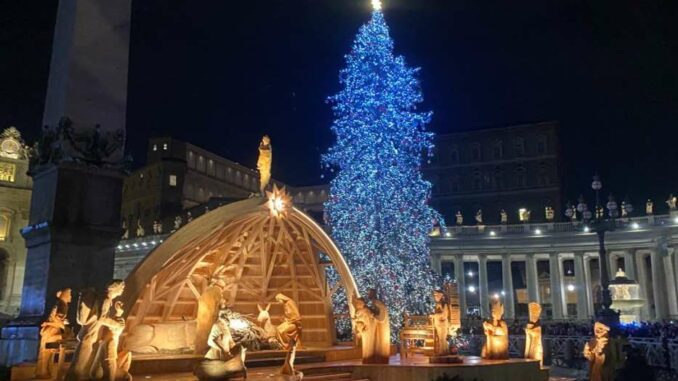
[0,214,9,241]
[163,143,168,151]
[0,163,16,183]
[152,144,157,151]
[169,175,177,187]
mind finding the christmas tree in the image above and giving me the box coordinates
[322,0,441,336]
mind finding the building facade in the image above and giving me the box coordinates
[0,127,32,317]
[121,137,328,239]
[117,137,329,278]
[430,213,678,322]
[425,121,563,225]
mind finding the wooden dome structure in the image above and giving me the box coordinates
[121,192,358,350]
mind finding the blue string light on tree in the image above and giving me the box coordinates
[322,0,443,337]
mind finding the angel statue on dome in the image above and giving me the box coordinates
[257,135,272,194]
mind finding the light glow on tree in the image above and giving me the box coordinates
[323,4,441,337]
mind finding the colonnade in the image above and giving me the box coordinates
[433,247,678,321]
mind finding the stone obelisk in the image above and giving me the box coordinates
[0,0,132,366]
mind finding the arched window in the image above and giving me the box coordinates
[537,135,548,155]
[515,166,527,188]
[450,175,460,193]
[493,166,504,189]
[473,169,482,190]
[513,138,525,157]
[537,163,550,186]
[450,147,459,164]
[471,143,482,161]
[492,140,504,160]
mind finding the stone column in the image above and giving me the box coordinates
[502,255,515,319]
[430,252,442,274]
[634,250,652,320]
[650,248,669,319]
[609,253,620,278]
[574,252,589,319]
[526,255,540,304]
[583,256,595,317]
[623,251,637,280]
[663,249,678,317]
[454,256,467,316]
[549,252,564,319]
[478,255,490,318]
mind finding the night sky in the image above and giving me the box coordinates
[2,0,677,209]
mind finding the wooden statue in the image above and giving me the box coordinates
[524,302,543,366]
[430,289,451,356]
[367,288,390,364]
[257,135,272,194]
[351,295,376,363]
[256,303,277,341]
[481,300,508,360]
[90,300,132,381]
[205,312,236,360]
[275,293,302,375]
[36,288,72,379]
[583,322,613,381]
[195,285,225,354]
[65,280,128,381]
[194,311,247,381]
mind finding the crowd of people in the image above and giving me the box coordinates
[459,317,678,340]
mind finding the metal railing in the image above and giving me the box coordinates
[455,334,678,372]
[435,214,677,237]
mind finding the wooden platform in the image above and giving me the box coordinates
[131,354,549,381]
[130,346,361,375]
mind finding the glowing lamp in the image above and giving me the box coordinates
[372,0,382,11]
[468,285,476,293]
[229,318,249,331]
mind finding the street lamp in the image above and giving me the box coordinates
[565,174,632,329]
